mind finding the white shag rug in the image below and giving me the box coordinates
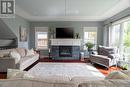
[28,62,105,79]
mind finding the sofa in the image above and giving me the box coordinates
[0,77,130,87]
[0,48,39,72]
[90,45,120,68]
[1,68,130,87]
[78,79,130,87]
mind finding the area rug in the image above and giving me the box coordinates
[28,62,105,79]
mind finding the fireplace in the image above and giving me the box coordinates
[51,39,81,60]
[59,46,72,57]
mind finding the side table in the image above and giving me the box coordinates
[80,52,85,61]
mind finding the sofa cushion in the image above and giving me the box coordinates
[10,51,21,64]
[7,69,26,79]
[16,48,26,57]
[121,70,130,77]
[78,80,130,87]
[26,48,35,56]
[71,76,104,83]
[105,71,130,80]
[20,54,38,64]
[78,80,114,87]
[0,49,14,57]
[19,54,39,70]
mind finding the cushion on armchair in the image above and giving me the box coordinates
[108,54,119,59]
[98,45,117,56]
[103,47,116,56]
[98,45,104,55]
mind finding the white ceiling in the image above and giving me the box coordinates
[15,0,130,21]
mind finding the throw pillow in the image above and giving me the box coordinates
[16,48,26,57]
[10,51,21,64]
[105,71,130,80]
[26,48,35,56]
[7,69,26,79]
[121,70,130,77]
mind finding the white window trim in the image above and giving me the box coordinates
[112,16,130,25]
[83,27,98,50]
[83,27,97,43]
[110,18,130,60]
[35,27,48,50]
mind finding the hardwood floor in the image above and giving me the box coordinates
[0,73,7,79]
[93,64,120,76]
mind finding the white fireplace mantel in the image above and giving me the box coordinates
[50,39,81,46]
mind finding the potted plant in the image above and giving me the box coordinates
[85,42,94,51]
[85,42,94,55]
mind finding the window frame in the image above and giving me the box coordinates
[35,27,48,50]
[83,27,97,50]
[109,17,130,60]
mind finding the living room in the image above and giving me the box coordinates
[0,0,130,87]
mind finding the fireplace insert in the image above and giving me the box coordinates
[59,46,72,57]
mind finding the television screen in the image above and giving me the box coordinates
[56,28,74,38]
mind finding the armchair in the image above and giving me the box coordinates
[90,45,120,68]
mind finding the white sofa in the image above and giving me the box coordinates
[0,78,130,87]
[0,48,39,72]
[78,79,130,87]
[4,69,130,87]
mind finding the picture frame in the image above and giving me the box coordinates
[19,26,27,42]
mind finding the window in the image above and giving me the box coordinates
[35,27,48,50]
[109,17,130,61]
[83,27,97,50]
[110,24,121,47]
[122,21,130,60]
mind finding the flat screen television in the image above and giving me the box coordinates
[56,28,74,38]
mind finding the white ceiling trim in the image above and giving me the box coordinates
[23,16,105,21]
[16,0,130,22]
[16,6,105,21]
[101,0,130,19]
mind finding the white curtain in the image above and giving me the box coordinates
[103,24,111,46]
